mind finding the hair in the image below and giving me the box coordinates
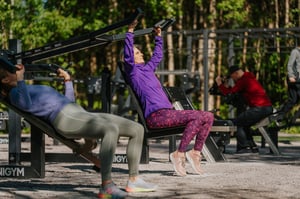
[119,44,143,62]
[0,68,5,97]
[119,48,124,62]
[0,67,10,98]
[0,67,6,79]
[228,65,241,75]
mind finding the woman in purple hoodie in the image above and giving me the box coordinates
[122,20,214,177]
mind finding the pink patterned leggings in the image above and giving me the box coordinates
[146,109,214,152]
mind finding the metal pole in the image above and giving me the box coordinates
[228,35,235,66]
[203,29,209,111]
[8,39,22,165]
[186,36,192,72]
[101,67,111,113]
[228,35,235,118]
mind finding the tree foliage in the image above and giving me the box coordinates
[1,0,300,118]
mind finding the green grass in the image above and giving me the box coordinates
[277,136,300,142]
[252,134,300,143]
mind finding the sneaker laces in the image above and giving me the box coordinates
[179,156,186,167]
[186,150,203,174]
[170,152,187,176]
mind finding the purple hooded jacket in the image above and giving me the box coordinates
[123,32,172,119]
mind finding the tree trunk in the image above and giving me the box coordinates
[104,0,118,73]
[285,0,290,25]
[207,0,217,111]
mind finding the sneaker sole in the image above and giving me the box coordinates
[126,187,156,193]
[169,153,186,176]
[186,152,203,175]
[98,193,128,199]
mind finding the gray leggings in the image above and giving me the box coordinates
[52,103,144,182]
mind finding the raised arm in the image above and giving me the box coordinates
[123,20,138,69]
[147,27,163,71]
[57,68,75,102]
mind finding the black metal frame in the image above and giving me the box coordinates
[0,8,178,178]
[10,8,144,63]
[0,8,142,178]
[0,98,102,178]
[117,62,235,163]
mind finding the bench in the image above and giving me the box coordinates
[253,114,280,155]
[117,62,236,163]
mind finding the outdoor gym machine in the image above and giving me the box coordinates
[0,8,178,177]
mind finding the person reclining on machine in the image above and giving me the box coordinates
[0,58,156,199]
[121,20,214,176]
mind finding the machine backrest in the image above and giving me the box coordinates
[117,61,186,138]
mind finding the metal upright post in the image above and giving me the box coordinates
[101,67,111,113]
[30,125,45,178]
[228,35,235,66]
[186,36,193,72]
[8,39,22,165]
[203,29,209,111]
[228,36,236,119]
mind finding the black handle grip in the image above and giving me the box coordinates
[154,18,176,30]
[0,57,17,73]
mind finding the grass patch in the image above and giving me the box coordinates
[277,136,300,142]
[252,134,300,143]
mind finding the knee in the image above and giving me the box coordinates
[102,124,119,139]
[134,123,144,140]
[136,122,144,133]
[124,121,144,140]
[197,111,214,123]
[127,121,144,134]
[207,111,214,122]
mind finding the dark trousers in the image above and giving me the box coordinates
[280,82,300,114]
[234,106,273,150]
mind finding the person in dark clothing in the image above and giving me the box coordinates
[276,46,300,122]
[215,65,273,153]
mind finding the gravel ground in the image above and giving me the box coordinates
[0,133,300,199]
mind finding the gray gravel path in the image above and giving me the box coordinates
[0,133,300,199]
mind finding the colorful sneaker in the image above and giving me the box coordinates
[98,182,128,199]
[169,152,187,176]
[126,178,157,192]
[186,150,204,175]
